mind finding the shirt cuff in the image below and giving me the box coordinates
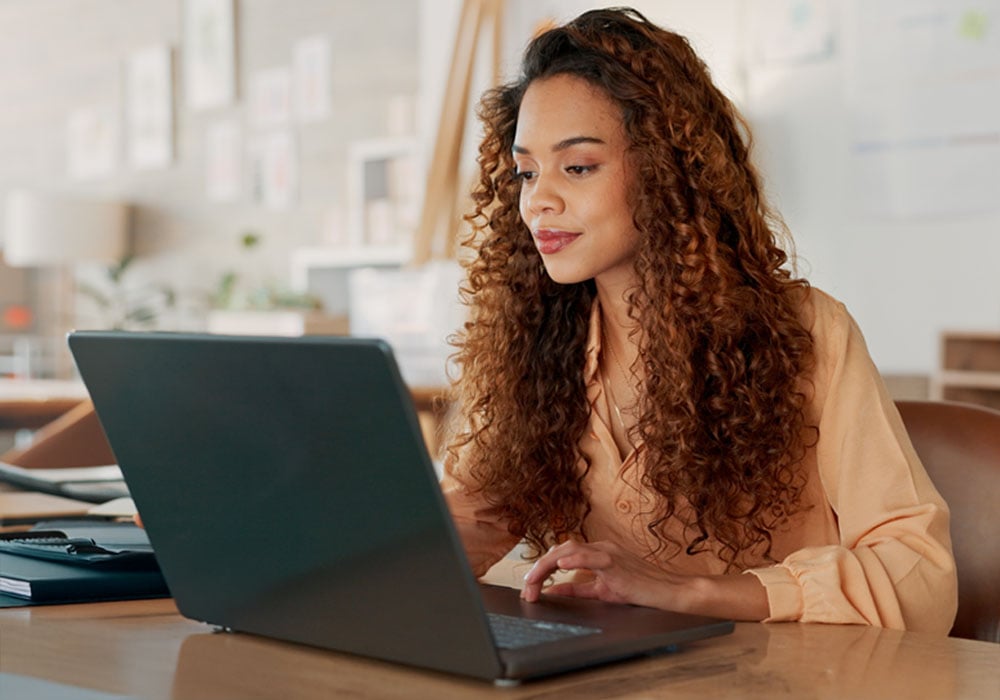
[745,565,803,622]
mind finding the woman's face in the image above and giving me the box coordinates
[514,74,640,289]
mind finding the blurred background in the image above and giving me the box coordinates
[0,0,998,409]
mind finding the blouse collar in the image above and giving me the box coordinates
[583,298,604,385]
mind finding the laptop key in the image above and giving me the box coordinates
[487,612,601,650]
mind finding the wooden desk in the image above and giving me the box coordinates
[1,595,997,699]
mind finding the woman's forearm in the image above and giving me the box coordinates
[676,572,770,621]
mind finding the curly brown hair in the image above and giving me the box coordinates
[446,7,817,570]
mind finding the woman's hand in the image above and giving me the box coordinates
[521,539,693,609]
[520,539,770,620]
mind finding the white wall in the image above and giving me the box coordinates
[420,0,1000,375]
[742,4,1000,374]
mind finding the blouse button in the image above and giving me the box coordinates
[616,500,632,513]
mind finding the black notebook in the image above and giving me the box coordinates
[0,522,168,607]
[0,552,168,605]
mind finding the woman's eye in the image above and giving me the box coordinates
[565,165,595,175]
[514,169,536,181]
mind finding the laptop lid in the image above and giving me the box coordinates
[68,331,732,682]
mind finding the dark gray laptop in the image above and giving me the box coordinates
[68,331,733,683]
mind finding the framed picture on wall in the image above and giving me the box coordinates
[293,35,332,123]
[126,45,174,169]
[67,105,119,179]
[347,139,420,250]
[249,131,298,210]
[249,67,292,128]
[205,119,242,201]
[183,0,236,111]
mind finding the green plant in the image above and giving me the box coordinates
[77,256,177,330]
[212,231,322,311]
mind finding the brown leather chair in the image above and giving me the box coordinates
[0,399,116,468]
[896,399,1000,643]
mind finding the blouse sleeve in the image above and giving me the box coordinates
[440,453,521,577]
[747,295,958,634]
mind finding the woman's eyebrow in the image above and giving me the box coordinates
[512,136,607,155]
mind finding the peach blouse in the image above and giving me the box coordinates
[441,289,957,633]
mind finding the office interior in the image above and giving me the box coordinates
[0,3,999,697]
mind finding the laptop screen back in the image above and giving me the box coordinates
[69,331,503,679]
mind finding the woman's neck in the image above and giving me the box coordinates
[596,280,640,371]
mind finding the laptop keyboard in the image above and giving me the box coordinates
[487,613,601,650]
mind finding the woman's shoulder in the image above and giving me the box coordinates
[795,287,877,398]
[795,286,852,339]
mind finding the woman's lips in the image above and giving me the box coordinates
[534,229,581,254]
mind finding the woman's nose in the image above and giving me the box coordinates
[524,175,564,215]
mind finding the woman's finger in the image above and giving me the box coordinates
[549,549,613,573]
[542,580,602,600]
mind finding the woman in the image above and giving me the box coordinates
[441,7,956,633]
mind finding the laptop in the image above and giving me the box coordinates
[68,331,734,684]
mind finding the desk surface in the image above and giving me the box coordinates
[1,595,997,699]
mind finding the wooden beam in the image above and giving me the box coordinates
[413,0,504,265]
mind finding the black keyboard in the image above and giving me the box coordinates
[487,613,600,650]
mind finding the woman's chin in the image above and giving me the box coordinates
[541,262,588,286]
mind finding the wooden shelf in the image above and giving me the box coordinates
[289,246,410,292]
[936,370,1000,390]
[934,332,1000,410]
